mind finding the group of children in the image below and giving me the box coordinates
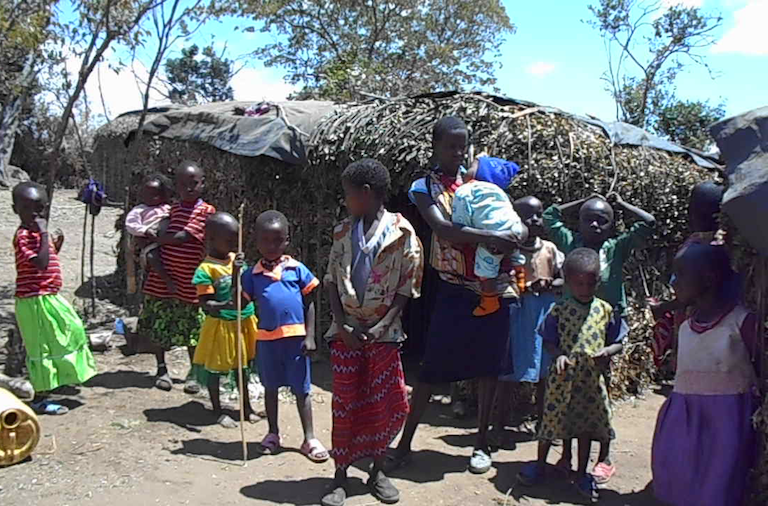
[9,114,759,505]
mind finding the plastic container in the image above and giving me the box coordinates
[0,388,40,466]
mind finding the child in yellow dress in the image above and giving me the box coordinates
[192,212,260,428]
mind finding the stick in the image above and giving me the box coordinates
[81,204,88,291]
[90,209,96,316]
[236,202,247,466]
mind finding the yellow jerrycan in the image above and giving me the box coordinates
[0,387,40,466]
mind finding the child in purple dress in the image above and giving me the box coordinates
[652,242,758,506]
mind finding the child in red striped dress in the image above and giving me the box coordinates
[12,182,97,415]
[139,161,216,393]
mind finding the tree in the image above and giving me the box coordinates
[164,44,235,104]
[588,0,722,130]
[239,0,514,100]
[0,0,56,186]
[45,0,164,208]
[655,99,724,151]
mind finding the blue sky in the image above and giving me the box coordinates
[80,0,766,122]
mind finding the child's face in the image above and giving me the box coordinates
[579,199,614,246]
[141,181,166,207]
[342,180,377,218]
[176,167,203,202]
[433,129,467,174]
[257,222,289,261]
[566,269,599,304]
[672,255,709,306]
[209,224,238,257]
[13,189,48,228]
[516,199,544,239]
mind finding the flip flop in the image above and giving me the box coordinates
[31,400,69,415]
[320,485,347,506]
[367,472,400,504]
[592,461,616,484]
[469,448,493,475]
[216,414,237,429]
[259,433,281,455]
[301,438,329,463]
[183,376,201,395]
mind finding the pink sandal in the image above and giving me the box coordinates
[259,433,281,455]
[301,438,329,463]
[592,461,616,484]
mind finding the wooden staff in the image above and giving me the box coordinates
[236,203,248,465]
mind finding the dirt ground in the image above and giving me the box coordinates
[0,189,664,506]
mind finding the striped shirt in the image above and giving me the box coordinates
[14,227,63,298]
[143,199,216,304]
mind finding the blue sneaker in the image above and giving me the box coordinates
[575,474,599,503]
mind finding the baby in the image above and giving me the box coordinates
[125,174,174,292]
[452,156,527,316]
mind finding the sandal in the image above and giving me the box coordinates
[469,447,493,475]
[183,374,201,395]
[320,485,347,506]
[216,414,237,429]
[592,461,616,484]
[367,471,400,504]
[301,438,329,463]
[259,433,281,455]
[517,462,545,487]
[575,474,599,503]
[155,373,173,392]
[31,400,69,415]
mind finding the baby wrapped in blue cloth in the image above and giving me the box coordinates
[453,156,526,316]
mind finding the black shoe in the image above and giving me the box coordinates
[368,471,400,504]
[320,486,347,506]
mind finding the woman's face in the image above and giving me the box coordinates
[433,129,467,174]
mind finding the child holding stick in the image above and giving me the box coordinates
[321,159,423,506]
[192,212,260,428]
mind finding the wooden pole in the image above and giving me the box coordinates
[90,210,96,316]
[236,203,247,465]
[81,204,88,294]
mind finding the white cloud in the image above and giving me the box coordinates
[526,62,556,77]
[84,60,167,119]
[714,0,768,55]
[230,67,297,102]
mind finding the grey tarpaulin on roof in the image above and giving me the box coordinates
[711,106,768,256]
[137,100,340,165]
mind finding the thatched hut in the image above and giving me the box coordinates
[91,92,720,396]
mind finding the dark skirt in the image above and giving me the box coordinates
[419,279,512,384]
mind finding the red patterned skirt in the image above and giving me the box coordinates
[330,341,409,470]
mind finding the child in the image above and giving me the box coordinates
[494,196,563,446]
[125,174,173,291]
[452,156,526,316]
[649,181,725,373]
[240,210,328,462]
[12,182,97,415]
[652,242,757,506]
[320,159,423,506]
[543,192,655,483]
[139,161,216,393]
[518,248,626,502]
[192,212,260,428]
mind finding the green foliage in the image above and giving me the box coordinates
[655,99,725,150]
[588,0,723,136]
[164,44,235,104]
[239,0,514,100]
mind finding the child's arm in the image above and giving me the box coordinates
[27,218,51,270]
[365,294,410,343]
[52,228,64,253]
[413,193,522,253]
[326,281,365,350]
[302,298,316,354]
[154,229,193,246]
[125,206,149,237]
[199,293,233,317]
[233,254,251,309]
[556,196,596,214]
[610,193,656,228]
[593,312,628,368]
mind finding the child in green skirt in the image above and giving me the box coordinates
[12,182,97,415]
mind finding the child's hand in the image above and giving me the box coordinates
[301,336,317,356]
[607,192,624,205]
[592,347,612,369]
[234,253,246,270]
[33,217,48,234]
[204,300,221,317]
[145,228,158,241]
[555,355,574,375]
[529,278,552,294]
[340,324,364,350]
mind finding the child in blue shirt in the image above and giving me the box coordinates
[239,210,329,463]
